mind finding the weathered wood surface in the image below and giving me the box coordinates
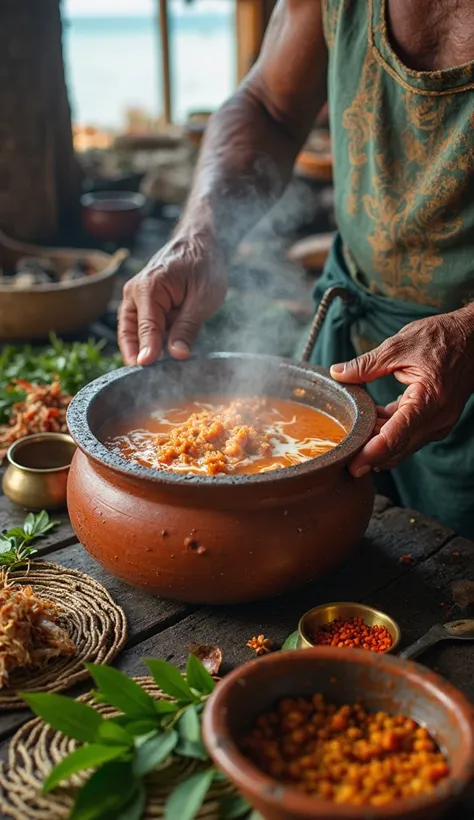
[0,493,473,819]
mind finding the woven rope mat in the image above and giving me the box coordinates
[0,561,127,709]
[0,677,237,820]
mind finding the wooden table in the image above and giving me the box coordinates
[1,493,473,818]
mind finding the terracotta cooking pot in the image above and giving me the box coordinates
[203,648,474,820]
[67,352,376,604]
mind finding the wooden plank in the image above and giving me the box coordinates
[114,506,456,677]
[367,535,474,698]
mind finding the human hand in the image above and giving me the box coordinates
[118,230,227,365]
[329,308,474,477]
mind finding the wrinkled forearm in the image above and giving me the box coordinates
[178,85,306,261]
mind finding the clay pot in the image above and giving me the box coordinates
[203,648,474,820]
[66,354,376,604]
[80,191,145,241]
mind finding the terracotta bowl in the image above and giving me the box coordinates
[80,191,146,241]
[66,354,376,604]
[203,648,474,820]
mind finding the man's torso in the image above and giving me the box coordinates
[324,0,474,311]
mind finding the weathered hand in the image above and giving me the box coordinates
[118,230,227,365]
[330,307,474,477]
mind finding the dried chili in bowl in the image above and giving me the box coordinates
[242,693,449,807]
[309,616,393,653]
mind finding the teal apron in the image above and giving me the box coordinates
[305,236,474,539]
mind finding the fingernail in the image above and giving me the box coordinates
[330,363,345,375]
[172,340,190,355]
[137,347,150,365]
[354,465,371,478]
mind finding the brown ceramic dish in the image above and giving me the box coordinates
[202,648,474,820]
[80,191,146,241]
[66,354,376,604]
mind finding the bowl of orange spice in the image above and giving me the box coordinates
[203,648,474,820]
[297,602,401,654]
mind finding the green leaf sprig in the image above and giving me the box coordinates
[22,654,252,820]
[0,510,58,569]
[0,334,122,424]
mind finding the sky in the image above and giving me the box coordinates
[63,0,232,16]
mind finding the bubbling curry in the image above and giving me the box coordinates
[104,396,347,476]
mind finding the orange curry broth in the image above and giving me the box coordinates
[103,395,347,476]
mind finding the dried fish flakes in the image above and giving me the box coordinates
[0,582,75,687]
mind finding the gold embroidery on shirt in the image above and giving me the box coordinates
[342,48,474,306]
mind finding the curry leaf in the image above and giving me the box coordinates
[281,631,299,650]
[70,761,139,820]
[174,704,208,761]
[23,512,36,537]
[0,511,57,569]
[186,654,215,695]
[115,782,147,820]
[133,730,178,776]
[122,719,160,736]
[97,720,133,746]
[218,794,253,819]
[43,743,129,793]
[178,706,201,744]
[164,769,215,820]
[22,692,103,743]
[146,659,195,703]
[86,664,157,718]
[154,700,180,716]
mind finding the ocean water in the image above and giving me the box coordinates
[62,10,236,128]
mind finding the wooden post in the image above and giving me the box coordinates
[0,0,80,243]
[235,0,276,82]
[159,0,172,123]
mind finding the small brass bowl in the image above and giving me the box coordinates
[2,433,76,510]
[297,601,401,653]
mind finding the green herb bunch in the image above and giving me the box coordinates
[0,334,122,424]
[0,511,58,569]
[23,656,260,820]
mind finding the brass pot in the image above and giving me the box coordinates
[2,433,76,510]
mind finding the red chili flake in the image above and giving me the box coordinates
[309,616,393,653]
[400,554,413,564]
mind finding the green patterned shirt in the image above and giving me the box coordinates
[323,0,474,311]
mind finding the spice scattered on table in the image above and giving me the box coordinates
[452,579,474,608]
[309,616,393,653]
[189,643,223,675]
[0,580,75,687]
[247,634,273,656]
[242,693,449,806]
[0,380,71,459]
[0,336,121,454]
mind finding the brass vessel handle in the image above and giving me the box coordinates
[300,286,353,363]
